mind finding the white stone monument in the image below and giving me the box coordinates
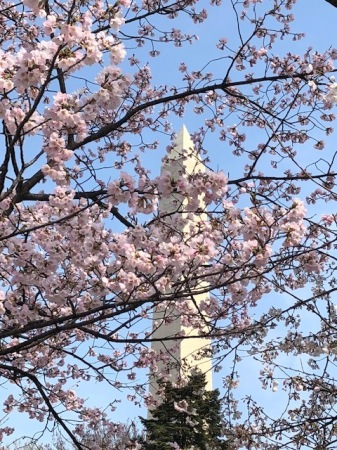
[149,126,212,404]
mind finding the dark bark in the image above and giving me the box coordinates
[326,0,337,7]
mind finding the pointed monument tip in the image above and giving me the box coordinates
[163,125,193,165]
[176,124,190,142]
[174,124,193,152]
[180,124,189,133]
[165,125,205,173]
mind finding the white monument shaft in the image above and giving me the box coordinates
[149,126,212,401]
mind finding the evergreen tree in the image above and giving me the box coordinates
[140,372,228,450]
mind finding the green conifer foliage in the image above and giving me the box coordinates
[140,372,229,450]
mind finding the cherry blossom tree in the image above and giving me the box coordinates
[1,0,337,448]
